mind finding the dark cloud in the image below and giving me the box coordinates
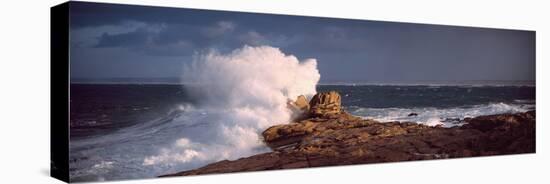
[88,21,237,56]
[95,28,150,48]
[69,1,535,83]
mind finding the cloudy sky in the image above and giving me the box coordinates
[69,1,535,84]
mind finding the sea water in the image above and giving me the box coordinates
[68,83,535,181]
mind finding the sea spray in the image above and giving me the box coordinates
[349,102,534,127]
[143,46,320,168]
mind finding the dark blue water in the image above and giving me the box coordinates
[70,84,535,137]
[70,84,190,138]
[318,85,535,108]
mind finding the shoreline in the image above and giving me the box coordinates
[161,91,535,177]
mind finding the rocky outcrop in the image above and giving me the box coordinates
[309,91,342,117]
[288,95,311,121]
[162,92,535,177]
[294,95,310,111]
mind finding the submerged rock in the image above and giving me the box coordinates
[408,113,418,117]
[161,91,535,177]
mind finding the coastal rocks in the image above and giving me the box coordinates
[288,95,310,112]
[294,95,310,111]
[162,91,535,177]
[288,95,311,121]
[460,111,536,153]
[262,112,363,149]
[309,91,342,117]
[461,110,535,132]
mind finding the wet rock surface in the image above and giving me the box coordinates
[308,91,342,118]
[162,92,535,177]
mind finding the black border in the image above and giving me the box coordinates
[51,1,70,183]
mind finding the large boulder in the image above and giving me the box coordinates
[309,91,342,117]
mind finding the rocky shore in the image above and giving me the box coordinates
[162,91,535,177]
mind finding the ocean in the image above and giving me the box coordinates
[68,83,535,181]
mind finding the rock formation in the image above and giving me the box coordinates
[308,91,342,117]
[294,95,310,111]
[288,95,311,121]
[161,91,536,177]
[288,95,310,113]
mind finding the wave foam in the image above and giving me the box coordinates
[69,46,320,181]
[350,102,534,127]
[142,46,320,171]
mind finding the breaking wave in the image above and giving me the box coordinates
[349,102,534,127]
[69,45,320,181]
[141,46,320,173]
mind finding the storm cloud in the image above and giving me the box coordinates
[69,1,535,84]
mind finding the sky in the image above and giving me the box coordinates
[69,1,535,84]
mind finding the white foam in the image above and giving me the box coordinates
[350,102,534,127]
[69,46,320,181]
[141,46,320,172]
[424,117,444,126]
